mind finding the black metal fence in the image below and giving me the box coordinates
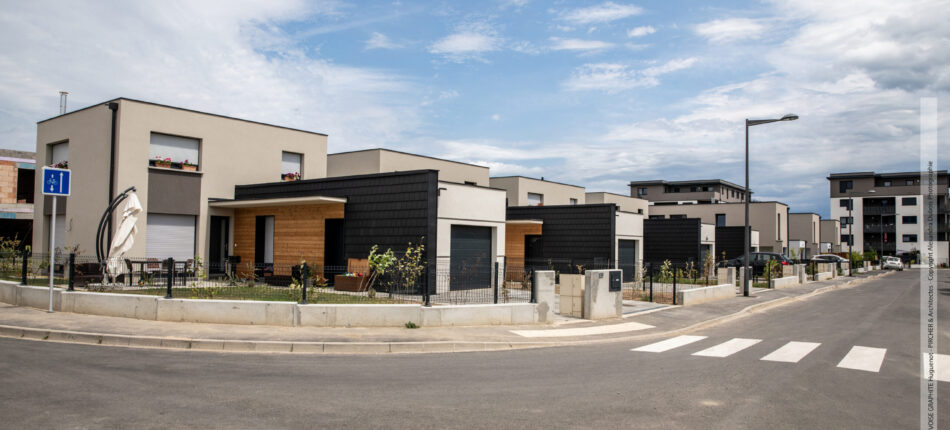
[624,261,722,305]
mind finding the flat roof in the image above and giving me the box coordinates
[790,212,820,216]
[209,195,346,208]
[329,148,489,169]
[505,219,544,225]
[827,170,949,180]
[490,175,586,189]
[628,178,746,190]
[37,97,328,137]
[0,149,35,160]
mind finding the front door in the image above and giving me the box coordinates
[209,216,229,274]
[618,239,637,282]
[524,234,543,269]
[324,219,346,284]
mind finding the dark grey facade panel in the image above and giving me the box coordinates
[507,204,616,263]
[715,226,749,261]
[147,169,201,215]
[643,218,702,264]
[42,196,67,215]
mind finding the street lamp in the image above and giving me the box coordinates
[744,114,798,297]
[847,188,874,276]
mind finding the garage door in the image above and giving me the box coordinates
[146,214,196,261]
[450,225,492,291]
[619,239,637,282]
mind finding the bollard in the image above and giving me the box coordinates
[530,270,537,304]
[672,262,678,305]
[20,249,29,286]
[493,262,499,304]
[165,258,174,299]
[67,253,76,291]
[649,263,653,302]
[300,263,310,304]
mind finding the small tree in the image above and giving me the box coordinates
[392,241,426,293]
[703,251,715,285]
[366,245,395,292]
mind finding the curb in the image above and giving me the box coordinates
[0,271,893,354]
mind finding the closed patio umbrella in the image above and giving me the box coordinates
[106,192,142,282]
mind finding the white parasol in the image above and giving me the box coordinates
[105,192,142,281]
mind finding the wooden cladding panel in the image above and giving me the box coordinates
[504,223,542,267]
[233,203,344,272]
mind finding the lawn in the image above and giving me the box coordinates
[118,285,410,304]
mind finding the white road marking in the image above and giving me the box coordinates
[760,341,821,363]
[692,338,762,358]
[922,353,950,382]
[632,335,707,353]
[510,321,655,338]
[836,346,887,372]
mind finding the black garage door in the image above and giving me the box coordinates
[619,239,638,282]
[450,225,492,291]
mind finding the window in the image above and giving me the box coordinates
[690,186,698,192]
[637,187,648,196]
[906,179,914,186]
[777,213,781,240]
[841,234,852,245]
[839,180,853,194]
[716,214,726,227]
[902,197,917,205]
[649,215,665,219]
[145,214,196,260]
[569,198,578,205]
[49,142,68,167]
[527,193,543,206]
[839,199,852,210]
[840,216,852,225]
[903,234,918,242]
[669,214,687,219]
[902,216,918,224]
[702,186,711,192]
[281,151,302,180]
[149,133,199,169]
[883,180,891,187]
[672,187,680,193]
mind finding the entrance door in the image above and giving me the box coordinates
[450,225,492,291]
[524,235,543,269]
[324,219,346,283]
[209,216,229,274]
[618,240,637,282]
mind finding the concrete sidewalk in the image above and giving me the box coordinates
[0,271,893,354]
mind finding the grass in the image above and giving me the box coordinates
[119,286,408,304]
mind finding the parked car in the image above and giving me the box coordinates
[810,254,847,264]
[883,256,904,271]
[719,252,791,275]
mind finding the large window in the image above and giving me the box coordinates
[839,180,853,193]
[149,133,199,170]
[145,214,196,260]
[902,197,917,206]
[903,234,918,243]
[840,216,852,225]
[841,234,852,245]
[527,193,543,206]
[281,151,302,181]
[637,187,648,196]
[50,142,68,168]
[902,216,918,224]
[839,199,852,210]
[569,198,578,205]
[716,213,726,227]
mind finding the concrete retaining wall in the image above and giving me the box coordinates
[0,281,547,327]
[770,276,800,289]
[815,272,833,281]
[675,283,734,306]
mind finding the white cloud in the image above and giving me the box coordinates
[499,0,529,10]
[627,25,655,37]
[364,32,401,50]
[491,114,501,121]
[0,0,421,153]
[563,58,697,92]
[549,37,614,52]
[695,18,765,43]
[428,22,502,62]
[558,2,643,25]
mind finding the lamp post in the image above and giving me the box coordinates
[744,114,798,297]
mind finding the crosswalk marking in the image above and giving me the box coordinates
[922,353,950,382]
[760,341,821,363]
[632,335,707,353]
[692,338,762,358]
[837,346,887,372]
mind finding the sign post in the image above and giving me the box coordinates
[41,166,71,312]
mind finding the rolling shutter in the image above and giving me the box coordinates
[146,214,196,260]
[449,225,492,291]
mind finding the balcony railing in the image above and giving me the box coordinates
[862,206,896,215]
[863,223,897,233]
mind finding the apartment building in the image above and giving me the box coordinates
[630,179,747,204]
[819,219,841,253]
[788,212,821,259]
[647,201,789,254]
[0,149,35,249]
[828,171,950,262]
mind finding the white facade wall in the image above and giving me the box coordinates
[435,181,507,266]
[615,211,644,270]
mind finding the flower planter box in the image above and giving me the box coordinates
[181,164,197,171]
[334,275,369,292]
[154,162,172,169]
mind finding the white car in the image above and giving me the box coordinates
[882,256,904,271]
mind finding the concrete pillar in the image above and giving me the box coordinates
[534,271,556,323]
[739,267,746,288]
[584,270,623,320]
[799,268,807,284]
[559,274,584,318]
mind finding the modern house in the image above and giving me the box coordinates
[788,212,821,259]
[819,219,841,253]
[0,149,35,249]
[490,176,645,281]
[33,98,328,266]
[828,171,950,262]
[646,201,789,255]
[630,179,747,205]
[643,218,716,265]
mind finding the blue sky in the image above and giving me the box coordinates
[0,0,947,217]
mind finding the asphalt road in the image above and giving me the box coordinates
[0,270,947,429]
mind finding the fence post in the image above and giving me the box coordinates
[530,270,537,304]
[67,253,76,291]
[493,261,499,304]
[20,249,29,286]
[424,266,431,307]
[767,261,771,287]
[165,258,174,299]
[672,262,678,305]
[300,263,309,304]
[648,263,653,302]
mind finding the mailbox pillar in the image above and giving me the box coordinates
[583,269,623,320]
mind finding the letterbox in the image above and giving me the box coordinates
[609,270,622,292]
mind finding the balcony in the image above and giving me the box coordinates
[863,223,896,233]
[862,206,895,215]
[864,243,896,253]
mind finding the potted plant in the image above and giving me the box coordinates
[52,160,68,169]
[281,172,300,181]
[152,156,172,168]
[181,159,198,171]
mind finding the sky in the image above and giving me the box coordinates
[0,0,947,217]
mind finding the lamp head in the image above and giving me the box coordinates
[781,114,799,121]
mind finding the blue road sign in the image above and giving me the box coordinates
[41,166,71,196]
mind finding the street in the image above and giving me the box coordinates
[0,270,947,429]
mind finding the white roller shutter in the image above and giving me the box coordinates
[281,152,302,175]
[149,133,199,165]
[146,214,196,260]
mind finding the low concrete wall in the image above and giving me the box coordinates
[815,272,833,281]
[770,276,800,289]
[62,291,159,320]
[0,282,16,304]
[534,271,556,323]
[299,304,421,327]
[156,299,296,326]
[17,285,61,310]
[423,304,537,327]
[676,284,734,306]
